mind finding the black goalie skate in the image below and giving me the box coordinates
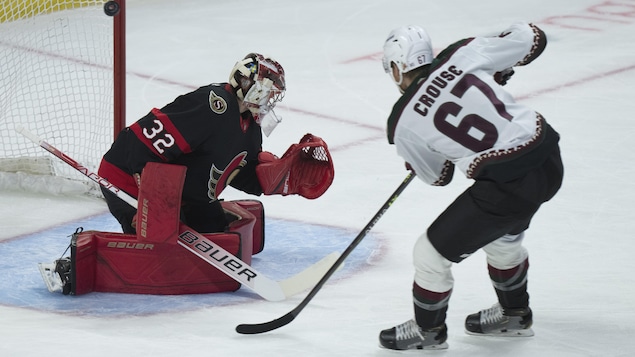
[38,257,73,295]
[37,228,81,295]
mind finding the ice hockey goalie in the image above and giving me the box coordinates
[38,133,334,296]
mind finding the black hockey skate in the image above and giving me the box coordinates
[38,256,75,295]
[37,228,80,295]
[465,303,534,337]
[54,257,73,295]
[379,319,448,350]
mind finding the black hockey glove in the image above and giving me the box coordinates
[494,68,514,86]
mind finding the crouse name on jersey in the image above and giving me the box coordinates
[412,65,464,117]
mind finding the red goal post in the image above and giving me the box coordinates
[0,0,126,195]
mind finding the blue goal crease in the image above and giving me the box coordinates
[0,213,379,316]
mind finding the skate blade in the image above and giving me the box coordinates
[465,328,534,337]
[378,341,449,351]
[38,262,63,293]
[421,341,449,350]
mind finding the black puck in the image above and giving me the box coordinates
[104,1,120,16]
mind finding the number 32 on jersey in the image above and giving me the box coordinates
[142,119,175,154]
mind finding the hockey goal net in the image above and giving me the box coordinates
[0,0,125,195]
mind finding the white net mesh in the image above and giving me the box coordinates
[0,1,115,195]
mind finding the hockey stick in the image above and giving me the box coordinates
[16,125,340,301]
[236,172,416,334]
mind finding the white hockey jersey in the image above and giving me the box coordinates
[387,22,549,185]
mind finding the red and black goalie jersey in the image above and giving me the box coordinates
[99,82,264,205]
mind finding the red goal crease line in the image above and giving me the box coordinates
[6,37,632,140]
[5,37,632,103]
[515,63,635,101]
[0,40,111,70]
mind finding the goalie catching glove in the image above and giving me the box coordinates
[256,133,334,199]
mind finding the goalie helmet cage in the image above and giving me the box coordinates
[0,0,126,195]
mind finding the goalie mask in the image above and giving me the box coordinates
[382,25,433,91]
[230,53,286,136]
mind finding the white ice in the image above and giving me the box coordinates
[2,0,635,356]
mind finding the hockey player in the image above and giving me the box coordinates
[37,53,334,297]
[378,23,563,350]
[98,53,333,235]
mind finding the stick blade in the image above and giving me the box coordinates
[236,312,296,335]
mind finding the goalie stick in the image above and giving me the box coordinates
[16,125,340,302]
[236,172,416,334]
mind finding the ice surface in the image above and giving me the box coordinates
[1,0,635,356]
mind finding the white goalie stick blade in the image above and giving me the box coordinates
[177,226,341,301]
[37,262,63,293]
[279,252,341,298]
[177,228,285,301]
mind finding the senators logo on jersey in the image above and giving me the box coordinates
[209,90,227,114]
[207,152,248,201]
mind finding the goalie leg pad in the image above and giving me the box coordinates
[135,162,186,244]
[66,229,244,295]
[225,199,265,255]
